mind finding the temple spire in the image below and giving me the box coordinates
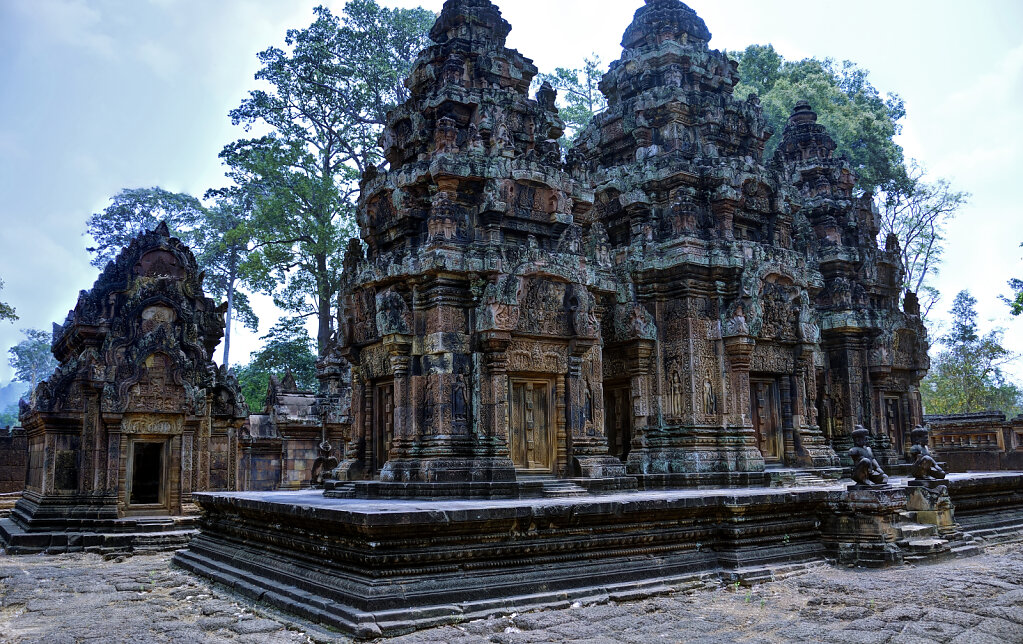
[622,0,712,50]
[429,0,511,46]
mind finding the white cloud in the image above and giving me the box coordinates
[136,41,179,79]
[9,0,117,59]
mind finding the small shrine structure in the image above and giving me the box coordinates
[0,223,247,553]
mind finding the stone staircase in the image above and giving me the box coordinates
[540,480,588,498]
[767,468,843,488]
[324,482,357,499]
[896,510,980,563]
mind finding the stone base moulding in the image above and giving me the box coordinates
[172,472,1023,639]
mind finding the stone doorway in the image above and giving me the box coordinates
[751,378,784,463]
[509,379,554,473]
[372,381,395,475]
[883,396,904,456]
[604,383,632,461]
[127,439,166,508]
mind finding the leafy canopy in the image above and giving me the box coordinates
[921,291,1023,416]
[225,1,434,354]
[732,44,907,193]
[536,54,608,146]
[8,328,58,393]
[85,188,206,269]
[234,319,318,411]
[1002,243,1023,317]
[876,162,969,319]
[0,279,16,323]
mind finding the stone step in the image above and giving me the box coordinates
[541,482,588,498]
[897,523,938,540]
[324,483,357,499]
[951,544,982,558]
[904,537,949,553]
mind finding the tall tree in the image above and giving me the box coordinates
[193,190,259,366]
[733,45,907,193]
[85,188,206,268]
[8,328,58,394]
[224,1,434,355]
[85,187,258,366]
[921,291,1023,416]
[730,45,968,319]
[0,279,16,323]
[536,54,608,145]
[1003,243,1023,316]
[234,319,318,411]
[877,162,969,318]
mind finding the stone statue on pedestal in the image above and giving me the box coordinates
[909,426,946,483]
[849,425,889,487]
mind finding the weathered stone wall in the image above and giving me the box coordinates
[0,427,27,494]
[925,412,1023,472]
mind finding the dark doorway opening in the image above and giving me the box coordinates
[130,442,163,505]
[372,381,395,475]
[604,383,632,461]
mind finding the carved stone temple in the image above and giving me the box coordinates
[167,1,1019,636]
[0,223,247,553]
[323,0,928,488]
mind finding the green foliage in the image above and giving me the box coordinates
[730,46,967,318]
[85,188,206,269]
[0,279,16,323]
[0,404,19,428]
[1002,244,1023,316]
[84,187,258,366]
[877,162,969,319]
[921,291,1023,416]
[225,1,434,354]
[8,328,58,393]
[536,54,608,145]
[732,44,907,193]
[234,319,318,411]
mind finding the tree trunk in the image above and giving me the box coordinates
[223,251,237,367]
[316,252,332,357]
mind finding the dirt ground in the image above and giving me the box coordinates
[1,541,1021,643]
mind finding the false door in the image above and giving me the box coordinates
[509,380,554,473]
[372,381,394,474]
[883,396,904,455]
[751,378,783,463]
[604,384,632,460]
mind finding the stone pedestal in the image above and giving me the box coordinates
[820,486,906,567]
[906,482,959,539]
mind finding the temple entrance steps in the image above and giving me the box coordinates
[541,480,588,498]
[958,513,1023,544]
[765,467,844,488]
[0,492,20,519]
[516,476,588,498]
[895,510,980,563]
[325,482,357,499]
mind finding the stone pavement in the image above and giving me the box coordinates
[1,542,1022,643]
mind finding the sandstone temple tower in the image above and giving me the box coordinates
[1,223,247,552]
[324,0,928,486]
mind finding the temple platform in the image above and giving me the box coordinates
[172,472,1023,639]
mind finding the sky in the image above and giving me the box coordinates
[0,0,1020,388]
